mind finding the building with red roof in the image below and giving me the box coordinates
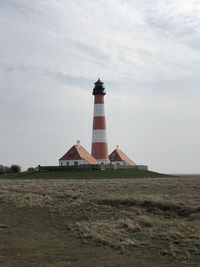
[109,146,136,166]
[59,141,99,166]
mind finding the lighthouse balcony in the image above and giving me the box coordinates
[92,88,106,95]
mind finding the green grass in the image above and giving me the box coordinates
[0,169,170,179]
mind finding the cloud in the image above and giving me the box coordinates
[0,0,200,172]
[1,0,200,82]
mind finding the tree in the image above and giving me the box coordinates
[10,164,21,173]
[0,165,6,175]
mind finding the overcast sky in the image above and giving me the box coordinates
[0,0,200,173]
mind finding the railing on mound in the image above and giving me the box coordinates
[37,164,148,172]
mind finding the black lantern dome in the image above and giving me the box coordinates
[92,78,106,95]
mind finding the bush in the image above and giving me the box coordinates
[27,167,35,172]
[10,165,21,173]
[0,165,6,175]
[0,164,21,175]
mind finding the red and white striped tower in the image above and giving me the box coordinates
[91,78,110,164]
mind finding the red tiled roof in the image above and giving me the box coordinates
[109,149,136,166]
[59,145,99,165]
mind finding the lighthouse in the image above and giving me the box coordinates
[91,78,110,164]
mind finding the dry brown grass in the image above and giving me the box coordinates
[0,177,200,264]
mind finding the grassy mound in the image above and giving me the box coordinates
[0,169,170,179]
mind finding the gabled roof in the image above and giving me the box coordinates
[109,148,136,166]
[59,144,99,165]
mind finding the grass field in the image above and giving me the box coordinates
[0,169,169,180]
[0,174,199,266]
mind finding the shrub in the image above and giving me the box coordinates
[0,164,11,175]
[10,164,21,173]
[27,167,35,172]
[0,165,6,175]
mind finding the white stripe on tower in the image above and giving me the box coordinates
[92,130,107,143]
[93,104,105,117]
[91,78,109,164]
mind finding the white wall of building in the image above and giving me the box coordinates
[110,161,127,166]
[97,159,110,165]
[59,159,89,166]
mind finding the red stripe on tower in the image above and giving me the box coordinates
[91,78,109,164]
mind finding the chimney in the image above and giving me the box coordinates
[77,140,80,147]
